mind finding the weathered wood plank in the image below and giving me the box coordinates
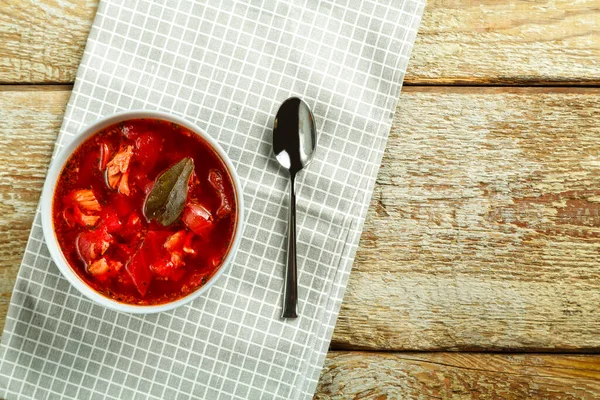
[0,0,598,85]
[0,0,98,83]
[316,352,600,399]
[334,86,600,350]
[1,88,600,353]
[412,0,600,85]
[0,87,69,330]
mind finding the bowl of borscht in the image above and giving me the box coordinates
[41,111,244,313]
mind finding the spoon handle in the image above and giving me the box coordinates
[282,174,298,318]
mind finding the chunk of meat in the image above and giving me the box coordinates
[63,206,99,227]
[147,230,189,280]
[163,230,187,267]
[110,259,123,273]
[62,189,102,227]
[182,202,213,236]
[72,205,100,227]
[170,252,185,268]
[107,170,120,189]
[76,228,113,265]
[88,258,109,277]
[117,170,130,196]
[164,230,186,253]
[183,232,195,255]
[208,169,232,218]
[105,145,133,195]
[87,258,122,281]
[65,189,101,212]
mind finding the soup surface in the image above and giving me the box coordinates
[53,118,236,305]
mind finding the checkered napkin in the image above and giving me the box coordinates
[0,0,424,398]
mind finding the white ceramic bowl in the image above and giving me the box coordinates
[41,111,244,314]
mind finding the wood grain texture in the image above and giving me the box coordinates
[316,352,600,399]
[0,0,598,85]
[412,0,600,85]
[0,87,68,330]
[337,87,600,350]
[1,88,600,353]
[0,0,98,84]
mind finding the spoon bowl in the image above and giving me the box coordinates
[272,97,318,318]
[273,98,318,173]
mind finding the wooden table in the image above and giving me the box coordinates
[2,1,600,398]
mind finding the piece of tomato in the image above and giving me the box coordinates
[168,268,186,282]
[134,132,162,172]
[182,202,213,237]
[99,207,122,233]
[118,212,144,244]
[129,167,153,195]
[150,259,171,278]
[113,242,135,262]
[117,269,135,288]
[112,194,134,217]
[144,230,171,261]
[126,244,152,297]
[75,149,101,187]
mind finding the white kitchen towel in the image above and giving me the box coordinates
[0,0,424,398]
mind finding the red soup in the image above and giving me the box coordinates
[53,118,237,305]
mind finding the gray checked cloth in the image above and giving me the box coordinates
[0,0,424,399]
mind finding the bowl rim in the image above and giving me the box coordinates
[40,110,245,314]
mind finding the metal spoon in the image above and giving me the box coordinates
[272,97,318,319]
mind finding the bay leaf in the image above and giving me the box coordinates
[144,157,194,226]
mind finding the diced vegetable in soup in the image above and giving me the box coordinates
[53,119,237,305]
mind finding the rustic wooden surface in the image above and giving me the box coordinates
[0,0,599,85]
[337,87,600,351]
[317,352,600,399]
[1,0,600,398]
